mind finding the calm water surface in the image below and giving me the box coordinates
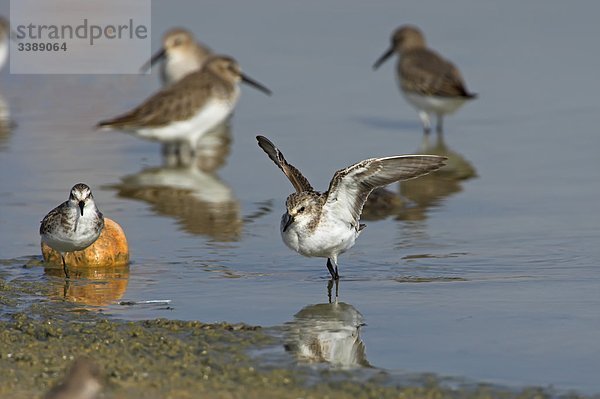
[0,0,599,394]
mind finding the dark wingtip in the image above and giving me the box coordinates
[256,135,272,147]
[256,135,278,157]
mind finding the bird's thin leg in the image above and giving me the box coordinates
[326,258,339,280]
[187,139,198,160]
[418,111,431,134]
[162,143,179,167]
[326,278,340,304]
[334,278,339,303]
[436,113,444,133]
[63,278,70,298]
[61,254,70,280]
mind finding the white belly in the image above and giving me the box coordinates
[134,98,236,145]
[282,216,359,259]
[42,224,100,252]
[162,54,204,85]
[403,92,467,115]
[0,40,7,70]
[42,232,97,252]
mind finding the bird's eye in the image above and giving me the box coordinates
[298,206,305,213]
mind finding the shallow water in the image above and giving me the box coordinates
[1,0,600,395]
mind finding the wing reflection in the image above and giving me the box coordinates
[284,300,370,368]
[0,91,12,151]
[112,123,242,241]
[363,134,477,221]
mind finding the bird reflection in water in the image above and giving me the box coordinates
[362,133,476,221]
[284,298,370,368]
[0,91,13,152]
[45,264,129,308]
[112,122,243,241]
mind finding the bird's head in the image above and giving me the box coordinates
[282,192,320,232]
[204,55,272,96]
[373,25,426,69]
[69,183,93,216]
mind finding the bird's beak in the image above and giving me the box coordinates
[241,73,272,96]
[140,47,166,73]
[78,201,85,216]
[372,47,394,70]
[282,213,294,232]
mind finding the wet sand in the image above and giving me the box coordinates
[0,265,593,399]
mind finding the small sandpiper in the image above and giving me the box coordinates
[373,25,477,133]
[140,27,212,85]
[43,357,103,399]
[40,184,104,278]
[98,55,271,152]
[256,135,446,280]
[0,16,10,70]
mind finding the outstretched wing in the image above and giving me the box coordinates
[256,136,313,193]
[323,155,446,225]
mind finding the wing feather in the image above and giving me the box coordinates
[324,155,446,225]
[97,71,213,129]
[399,48,476,98]
[256,136,313,193]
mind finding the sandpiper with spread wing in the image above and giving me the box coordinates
[373,25,477,133]
[256,135,446,280]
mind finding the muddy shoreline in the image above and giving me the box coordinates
[0,265,594,399]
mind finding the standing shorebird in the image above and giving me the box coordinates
[40,184,104,278]
[256,135,446,280]
[373,25,477,133]
[0,17,9,71]
[98,55,271,152]
[43,358,103,399]
[140,28,212,85]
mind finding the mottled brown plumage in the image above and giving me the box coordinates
[325,155,447,227]
[373,25,476,132]
[98,55,271,149]
[40,184,104,278]
[374,25,475,99]
[99,56,237,130]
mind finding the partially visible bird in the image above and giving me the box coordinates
[0,16,10,70]
[43,358,103,399]
[141,28,212,85]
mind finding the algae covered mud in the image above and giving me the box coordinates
[0,260,594,399]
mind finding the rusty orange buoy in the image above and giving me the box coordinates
[42,218,129,268]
